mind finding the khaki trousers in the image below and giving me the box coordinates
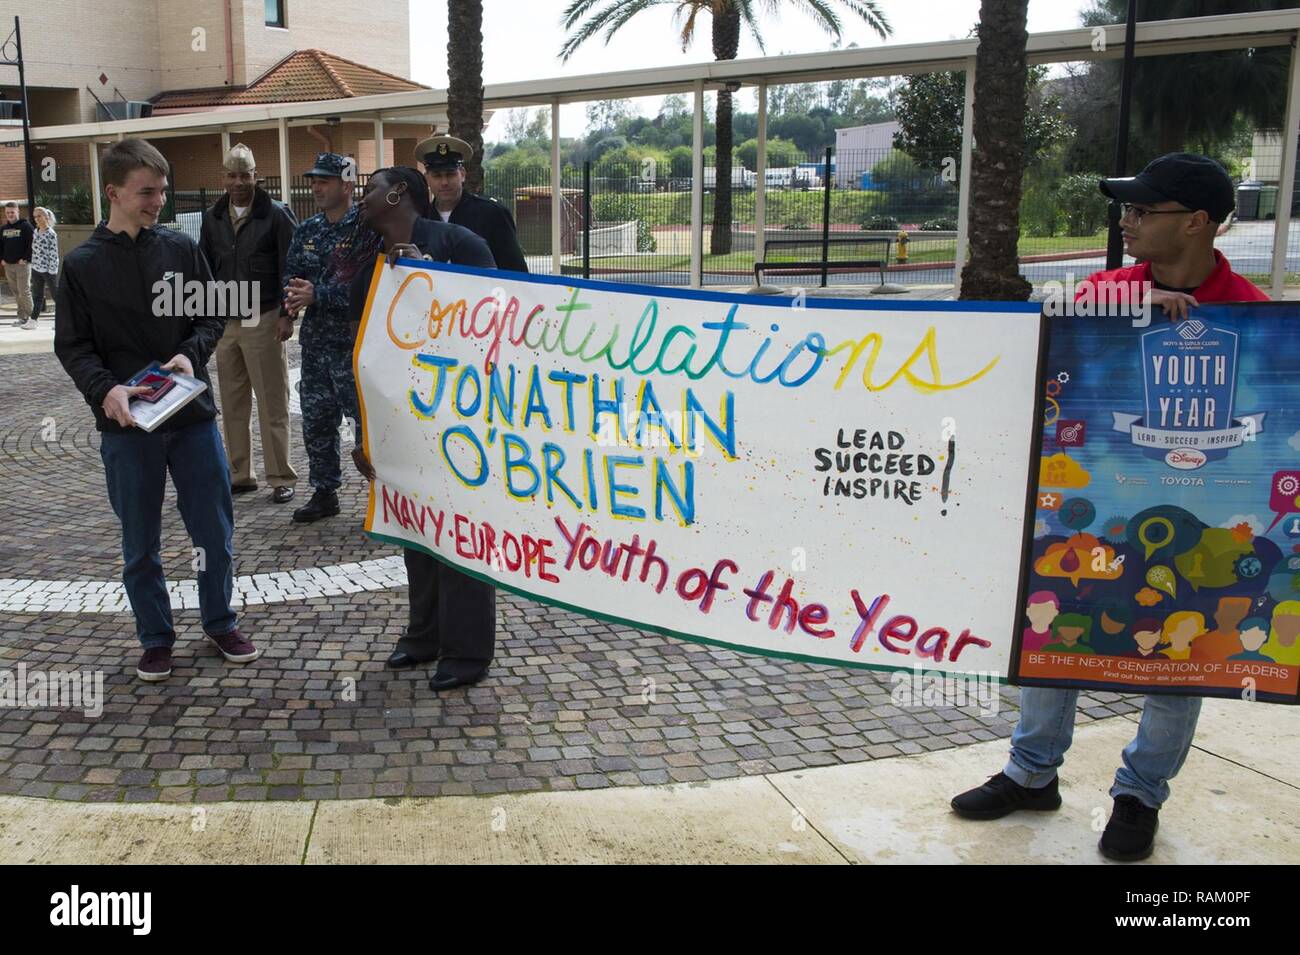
[3,261,32,322]
[215,308,298,487]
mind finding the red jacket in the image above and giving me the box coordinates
[1074,249,1269,305]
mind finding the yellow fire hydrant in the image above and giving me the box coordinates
[895,230,909,264]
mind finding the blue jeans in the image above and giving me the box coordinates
[1004,686,1202,809]
[99,419,237,649]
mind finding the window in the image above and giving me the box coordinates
[265,0,286,28]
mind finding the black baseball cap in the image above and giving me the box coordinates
[1099,153,1235,223]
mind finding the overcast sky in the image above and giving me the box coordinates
[408,0,1098,140]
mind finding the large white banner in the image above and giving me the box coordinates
[354,260,1044,677]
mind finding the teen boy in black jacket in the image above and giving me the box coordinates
[54,138,261,683]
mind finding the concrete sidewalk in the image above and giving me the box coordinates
[2,699,1294,864]
[0,312,53,355]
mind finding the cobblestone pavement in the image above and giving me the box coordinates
[0,349,1142,803]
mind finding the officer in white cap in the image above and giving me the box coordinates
[414,133,528,272]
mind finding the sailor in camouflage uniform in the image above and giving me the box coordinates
[282,152,380,523]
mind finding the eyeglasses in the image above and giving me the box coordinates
[1118,202,1191,222]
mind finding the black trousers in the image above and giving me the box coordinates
[32,269,58,318]
[399,548,496,677]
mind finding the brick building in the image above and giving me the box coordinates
[1,0,444,220]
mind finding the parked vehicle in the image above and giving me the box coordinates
[764,167,819,190]
[702,167,756,192]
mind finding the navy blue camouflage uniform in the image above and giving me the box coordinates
[283,204,379,491]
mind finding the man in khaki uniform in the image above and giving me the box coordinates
[200,144,299,503]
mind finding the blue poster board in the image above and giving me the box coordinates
[1014,304,1300,704]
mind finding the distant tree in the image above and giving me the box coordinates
[1081,0,1293,156]
[736,137,802,171]
[561,0,891,255]
[768,114,824,154]
[525,108,551,143]
[659,94,689,119]
[503,109,532,144]
[893,65,1068,172]
[588,135,628,163]
[668,145,693,178]
[585,99,637,134]
[483,146,551,202]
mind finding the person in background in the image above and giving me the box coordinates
[200,143,299,504]
[347,166,499,695]
[415,134,528,273]
[1,201,34,327]
[282,152,378,524]
[951,153,1268,864]
[29,206,60,329]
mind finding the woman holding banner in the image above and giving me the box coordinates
[347,166,500,694]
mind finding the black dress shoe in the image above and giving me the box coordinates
[231,483,258,494]
[428,669,487,693]
[386,650,428,669]
[272,486,295,504]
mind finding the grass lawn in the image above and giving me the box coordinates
[1239,273,1298,287]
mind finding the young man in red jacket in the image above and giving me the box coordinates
[951,153,1267,862]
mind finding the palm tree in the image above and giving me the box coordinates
[560,0,891,255]
[1083,0,1290,156]
[959,0,1032,301]
[447,0,486,193]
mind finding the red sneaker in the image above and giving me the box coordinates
[136,647,173,682]
[206,628,261,663]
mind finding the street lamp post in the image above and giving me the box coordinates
[1106,0,1139,270]
[0,17,37,221]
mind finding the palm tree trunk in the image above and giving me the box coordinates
[709,5,741,256]
[712,89,734,255]
[959,0,1032,301]
[447,0,486,194]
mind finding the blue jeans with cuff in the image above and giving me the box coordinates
[1004,686,1202,809]
[99,418,237,649]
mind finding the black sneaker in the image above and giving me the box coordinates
[951,772,1062,820]
[1099,795,1159,862]
[292,488,340,523]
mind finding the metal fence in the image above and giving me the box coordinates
[24,138,1299,295]
[473,147,961,287]
[478,138,1299,293]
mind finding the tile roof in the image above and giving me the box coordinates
[150,49,425,110]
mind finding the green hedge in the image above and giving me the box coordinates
[578,189,957,228]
